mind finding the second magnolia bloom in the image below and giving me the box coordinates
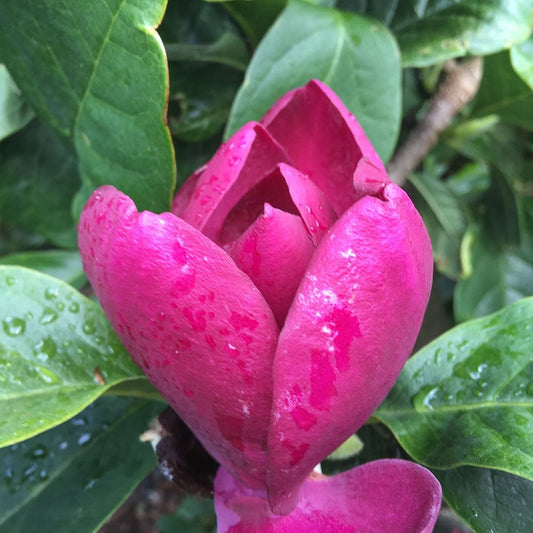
[78,80,433,514]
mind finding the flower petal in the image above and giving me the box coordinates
[261,79,385,216]
[214,460,442,532]
[228,203,315,327]
[267,183,433,512]
[221,163,336,247]
[175,122,290,243]
[78,186,279,489]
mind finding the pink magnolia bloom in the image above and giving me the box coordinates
[78,80,437,524]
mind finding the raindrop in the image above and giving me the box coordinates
[82,320,96,335]
[55,302,65,311]
[78,433,91,446]
[45,287,59,300]
[29,445,48,459]
[33,337,57,361]
[412,386,440,411]
[39,308,58,325]
[2,317,25,337]
[68,302,80,313]
[5,275,16,286]
[35,365,62,385]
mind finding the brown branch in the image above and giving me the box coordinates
[387,56,483,185]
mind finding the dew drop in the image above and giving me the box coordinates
[2,317,26,337]
[82,320,96,335]
[5,275,16,286]
[45,287,59,300]
[412,386,440,411]
[68,302,80,313]
[33,337,57,361]
[39,308,58,325]
[35,365,62,385]
[55,301,65,311]
[78,433,91,446]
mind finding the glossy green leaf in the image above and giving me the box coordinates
[0,119,78,249]
[446,121,531,242]
[376,298,533,480]
[326,433,364,461]
[225,0,401,162]
[0,64,34,141]
[0,0,176,214]
[473,49,533,131]
[165,32,249,70]
[511,37,533,90]
[338,0,533,67]
[210,0,287,46]
[454,224,533,321]
[0,266,144,447]
[0,396,162,532]
[0,251,86,289]
[168,63,243,143]
[409,171,468,279]
[435,466,533,533]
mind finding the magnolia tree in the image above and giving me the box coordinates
[0,1,532,532]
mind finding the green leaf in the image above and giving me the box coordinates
[326,433,364,461]
[454,223,533,321]
[0,396,162,532]
[213,0,287,46]
[225,0,401,162]
[165,32,249,70]
[446,120,531,242]
[511,37,533,90]
[435,466,533,533]
[0,119,79,249]
[409,171,468,279]
[0,0,176,214]
[473,49,533,131]
[0,64,34,141]
[0,266,144,447]
[168,63,243,143]
[338,0,533,67]
[0,250,86,289]
[376,298,533,480]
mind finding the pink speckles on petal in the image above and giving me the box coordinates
[78,186,279,490]
[290,406,318,431]
[309,349,337,411]
[229,311,259,331]
[267,183,433,512]
[322,306,362,373]
[183,307,207,332]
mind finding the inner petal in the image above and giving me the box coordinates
[228,204,315,327]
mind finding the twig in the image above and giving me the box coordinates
[387,57,483,185]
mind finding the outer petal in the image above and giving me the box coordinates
[214,460,442,533]
[78,186,279,488]
[175,122,290,243]
[267,183,433,512]
[229,204,315,327]
[261,79,385,216]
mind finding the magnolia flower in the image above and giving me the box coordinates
[78,80,438,527]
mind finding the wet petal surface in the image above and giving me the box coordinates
[78,186,279,488]
[267,183,433,512]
